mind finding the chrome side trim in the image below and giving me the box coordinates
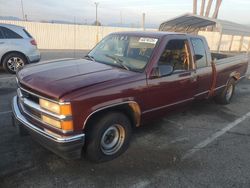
[214,85,226,91]
[12,96,84,143]
[195,90,209,97]
[142,98,194,114]
[239,75,246,80]
[83,101,141,128]
[194,75,246,98]
[19,86,70,105]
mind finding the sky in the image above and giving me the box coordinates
[0,0,250,27]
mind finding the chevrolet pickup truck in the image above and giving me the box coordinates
[12,31,249,162]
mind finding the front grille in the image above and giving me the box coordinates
[21,89,39,104]
[23,103,41,119]
[17,87,44,124]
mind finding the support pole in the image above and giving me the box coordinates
[95,2,99,26]
[120,11,122,25]
[21,0,25,20]
[239,36,244,52]
[200,0,206,16]
[248,37,250,54]
[212,0,223,19]
[205,0,213,17]
[142,13,145,31]
[229,35,234,52]
[94,2,99,44]
[193,0,197,15]
[217,32,223,52]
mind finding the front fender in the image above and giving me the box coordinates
[83,100,142,129]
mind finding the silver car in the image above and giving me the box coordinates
[0,24,40,74]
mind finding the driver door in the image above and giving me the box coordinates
[143,35,198,118]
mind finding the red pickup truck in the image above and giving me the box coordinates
[12,31,249,162]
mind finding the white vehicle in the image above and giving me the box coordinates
[0,24,40,74]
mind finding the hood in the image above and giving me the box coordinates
[17,59,136,100]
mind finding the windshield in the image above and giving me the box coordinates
[88,34,158,72]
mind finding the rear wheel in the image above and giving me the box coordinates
[2,52,27,74]
[85,112,132,162]
[215,79,236,104]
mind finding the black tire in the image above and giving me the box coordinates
[2,52,27,74]
[85,112,132,162]
[215,79,236,105]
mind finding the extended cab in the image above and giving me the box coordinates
[12,31,249,162]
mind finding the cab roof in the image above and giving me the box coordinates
[111,31,186,39]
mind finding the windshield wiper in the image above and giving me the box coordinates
[84,54,96,62]
[105,54,130,71]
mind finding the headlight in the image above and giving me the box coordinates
[39,98,73,131]
[41,115,73,131]
[41,115,61,128]
[39,99,72,115]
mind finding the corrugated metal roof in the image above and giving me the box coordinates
[218,20,250,36]
[159,13,250,36]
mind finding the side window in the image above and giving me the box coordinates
[191,38,207,68]
[159,39,191,71]
[0,29,4,39]
[0,26,22,39]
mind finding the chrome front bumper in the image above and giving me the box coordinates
[12,96,85,159]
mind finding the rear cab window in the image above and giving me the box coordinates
[0,26,22,39]
[191,38,208,69]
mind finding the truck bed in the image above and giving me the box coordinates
[212,53,249,89]
[212,53,249,64]
[211,52,248,61]
[211,52,233,60]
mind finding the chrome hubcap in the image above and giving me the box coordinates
[101,124,125,155]
[226,84,233,101]
[7,57,24,72]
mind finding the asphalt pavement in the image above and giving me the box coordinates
[1,50,250,188]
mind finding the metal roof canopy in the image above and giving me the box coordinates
[159,13,250,36]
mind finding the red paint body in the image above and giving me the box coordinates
[17,32,249,136]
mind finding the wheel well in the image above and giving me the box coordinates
[229,71,241,82]
[227,76,238,86]
[84,103,141,132]
[232,76,238,81]
[0,51,28,65]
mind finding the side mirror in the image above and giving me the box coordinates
[150,65,174,78]
[194,54,203,61]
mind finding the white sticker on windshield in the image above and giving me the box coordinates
[139,38,158,44]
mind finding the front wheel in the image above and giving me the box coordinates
[214,79,236,104]
[85,112,132,162]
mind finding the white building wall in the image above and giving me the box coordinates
[0,20,248,52]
